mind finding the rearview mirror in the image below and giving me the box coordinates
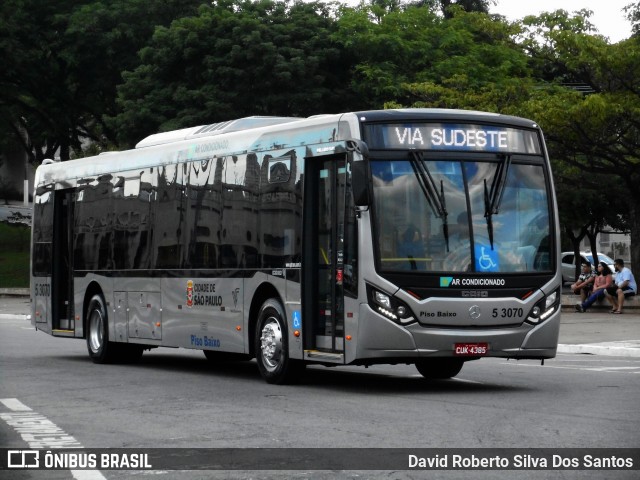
[347,140,370,207]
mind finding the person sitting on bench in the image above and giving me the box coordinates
[605,259,637,314]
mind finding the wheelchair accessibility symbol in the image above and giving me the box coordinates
[475,245,499,272]
[292,311,302,329]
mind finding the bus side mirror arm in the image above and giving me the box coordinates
[347,140,371,207]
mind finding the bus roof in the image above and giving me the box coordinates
[135,116,301,149]
[35,109,542,189]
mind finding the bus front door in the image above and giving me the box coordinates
[303,155,347,356]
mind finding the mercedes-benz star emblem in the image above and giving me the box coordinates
[469,305,481,319]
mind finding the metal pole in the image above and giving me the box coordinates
[19,121,29,205]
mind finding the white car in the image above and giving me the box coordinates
[561,252,616,283]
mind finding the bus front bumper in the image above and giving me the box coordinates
[351,304,560,363]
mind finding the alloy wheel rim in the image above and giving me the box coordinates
[259,317,283,372]
[89,310,103,353]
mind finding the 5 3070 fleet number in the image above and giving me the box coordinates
[492,307,523,318]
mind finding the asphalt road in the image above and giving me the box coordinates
[1,311,639,480]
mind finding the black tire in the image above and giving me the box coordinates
[86,294,117,364]
[254,299,305,384]
[415,358,464,379]
[86,294,144,364]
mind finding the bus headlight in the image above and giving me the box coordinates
[526,289,559,325]
[374,290,392,309]
[367,285,416,325]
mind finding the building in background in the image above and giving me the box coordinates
[578,230,631,263]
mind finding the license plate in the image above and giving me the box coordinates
[454,343,489,356]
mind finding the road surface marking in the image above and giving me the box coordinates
[500,362,640,374]
[1,398,32,411]
[1,398,107,480]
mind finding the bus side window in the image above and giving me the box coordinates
[186,158,219,269]
[155,164,185,269]
[259,150,301,269]
[113,168,154,270]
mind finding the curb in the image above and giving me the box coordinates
[561,294,640,310]
[0,314,30,321]
[0,288,30,296]
[558,342,640,358]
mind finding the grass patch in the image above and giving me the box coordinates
[0,222,30,288]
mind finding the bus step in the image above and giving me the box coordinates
[52,329,75,337]
[304,350,344,364]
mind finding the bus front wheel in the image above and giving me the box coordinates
[415,358,464,379]
[254,299,305,384]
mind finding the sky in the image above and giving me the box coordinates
[493,0,633,43]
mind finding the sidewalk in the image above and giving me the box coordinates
[558,291,640,356]
[2,293,639,358]
[557,310,640,357]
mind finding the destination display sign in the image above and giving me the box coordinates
[364,123,541,154]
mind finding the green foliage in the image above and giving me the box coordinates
[519,22,640,183]
[624,1,640,37]
[336,5,527,109]
[0,223,30,288]
[0,0,204,163]
[516,10,640,273]
[439,0,494,18]
[110,0,351,147]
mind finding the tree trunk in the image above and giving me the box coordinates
[565,224,587,280]
[586,228,599,267]
[59,142,70,161]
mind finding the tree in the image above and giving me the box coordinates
[553,162,626,279]
[518,11,640,276]
[624,1,640,36]
[335,4,526,110]
[0,0,203,164]
[0,0,84,163]
[439,0,494,18]
[111,0,351,147]
[355,7,528,110]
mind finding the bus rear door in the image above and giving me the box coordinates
[51,189,74,334]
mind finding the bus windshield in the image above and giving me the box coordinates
[371,157,552,273]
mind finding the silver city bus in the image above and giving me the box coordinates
[30,109,561,384]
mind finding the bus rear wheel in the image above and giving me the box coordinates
[86,294,144,364]
[254,299,305,384]
[86,294,117,364]
[415,358,464,379]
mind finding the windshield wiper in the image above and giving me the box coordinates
[410,152,449,252]
[484,154,512,250]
